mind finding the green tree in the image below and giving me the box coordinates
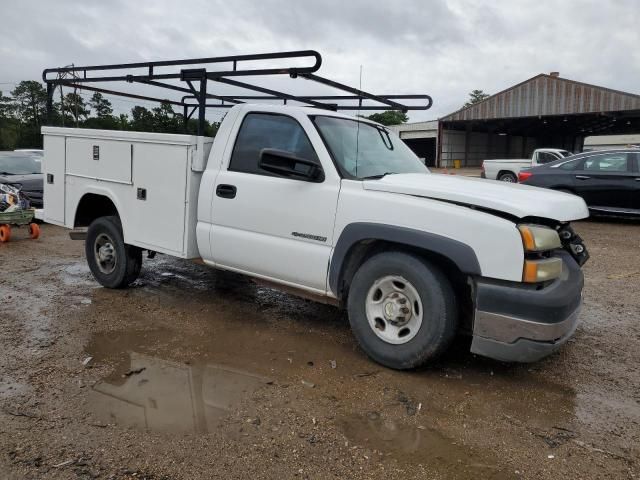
[89,92,113,118]
[0,90,15,119]
[10,81,50,148]
[130,106,154,131]
[11,81,48,126]
[62,92,89,125]
[463,89,490,108]
[117,114,129,130]
[152,102,181,133]
[361,111,408,126]
[0,90,19,149]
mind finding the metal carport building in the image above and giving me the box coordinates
[393,73,640,167]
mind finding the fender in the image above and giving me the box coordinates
[328,222,482,296]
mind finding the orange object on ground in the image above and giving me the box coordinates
[29,223,40,240]
[0,224,11,242]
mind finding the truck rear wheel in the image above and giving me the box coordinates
[86,216,142,289]
[347,252,457,369]
[498,172,517,182]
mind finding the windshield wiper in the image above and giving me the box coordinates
[361,172,396,180]
[0,171,16,175]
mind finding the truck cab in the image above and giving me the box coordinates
[42,104,590,370]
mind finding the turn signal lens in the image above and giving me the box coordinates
[523,258,563,283]
[518,224,562,252]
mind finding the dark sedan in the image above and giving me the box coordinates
[519,149,640,217]
[0,151,43,208]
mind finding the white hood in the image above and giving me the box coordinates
[363,173,589,222]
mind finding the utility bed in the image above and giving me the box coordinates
[42,127,213,258]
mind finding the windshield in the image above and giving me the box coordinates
[558,150,572,158]
[0,152,42,175]
[311,116,428,179]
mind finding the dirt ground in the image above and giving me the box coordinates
[1,219,639,479]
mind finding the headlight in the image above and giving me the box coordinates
[518,224,562,252]
[518,224,563,283]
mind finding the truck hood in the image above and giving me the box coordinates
[363,173,589,222]
[0,173,43,191]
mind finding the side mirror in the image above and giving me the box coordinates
[259,148,324,182]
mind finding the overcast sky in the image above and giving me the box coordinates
[1,0,638,121]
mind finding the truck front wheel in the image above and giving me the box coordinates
[347,252,457,369]
[86,216,142,289]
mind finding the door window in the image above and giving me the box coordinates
[557,158,582,170]
[582,153,629,172]
[537,151,560,164]
[229,113,319,175]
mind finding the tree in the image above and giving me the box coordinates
[0,90,19,150]
[11,81,48,126]
[0,90,15,119]
[152,102,181,133]
[117,114,129,130]
[361,111,408,126]
[62,92,89,125]
[463,89,490,108]
[130,106,154,131]
[89,92,113,118]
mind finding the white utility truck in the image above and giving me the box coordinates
[40,52,591,369]
[482,148,573,182]
[41,104,592,369]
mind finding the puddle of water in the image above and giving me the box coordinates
[89,352,269,434]
[339,414,514,479]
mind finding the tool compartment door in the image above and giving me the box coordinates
[42,134,66,226]
[127,142,189,255]
[66,137,132,184]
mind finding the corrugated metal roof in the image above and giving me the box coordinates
[441,74,640,122]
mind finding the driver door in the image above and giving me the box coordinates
[210,111,340,294]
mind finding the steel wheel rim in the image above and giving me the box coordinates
[365,275,423,345]
[94,233,117,275]
[501,176,515,182]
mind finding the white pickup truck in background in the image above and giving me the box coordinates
[482,148,573,182]
[41,104,591,369]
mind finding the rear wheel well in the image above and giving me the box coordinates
[74,194,119,228]
[337,240,473,331]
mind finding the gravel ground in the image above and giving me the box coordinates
[0,219,638,479]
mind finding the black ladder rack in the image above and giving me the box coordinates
[43,50,432,135]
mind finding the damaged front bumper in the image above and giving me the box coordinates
[470,251,584,362]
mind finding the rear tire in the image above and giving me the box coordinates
[346,251,458,370]
[498,172,517,182]
[85,216,142,288]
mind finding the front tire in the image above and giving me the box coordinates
[347,252,458,369]
[85,216,142,289]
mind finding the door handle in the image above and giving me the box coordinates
[575,175,590,180]
[216,184,237,199]
[635,178,640,182]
